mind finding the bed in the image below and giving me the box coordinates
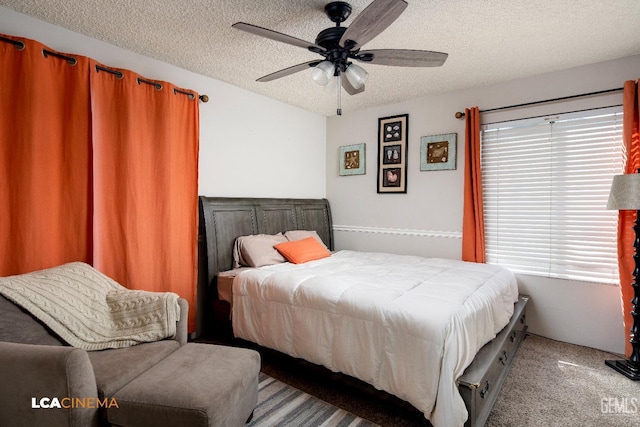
[197,196,527,427]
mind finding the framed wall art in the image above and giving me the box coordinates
[420,133,457,171]
[339,143,366,176]
[377,114,408,193]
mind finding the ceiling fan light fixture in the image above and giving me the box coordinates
[312,60,335,86]
[345,63,369,90]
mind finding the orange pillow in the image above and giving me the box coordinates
[274,237,331,264]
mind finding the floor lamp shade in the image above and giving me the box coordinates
[606,172,640,380]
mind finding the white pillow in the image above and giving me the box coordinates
[232,233,288,268]
[284,230,328,249]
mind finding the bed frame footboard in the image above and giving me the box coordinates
[458,295,529,427]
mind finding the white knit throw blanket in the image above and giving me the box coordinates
[0,262,180,350]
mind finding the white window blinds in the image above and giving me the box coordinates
[481,106,623,284]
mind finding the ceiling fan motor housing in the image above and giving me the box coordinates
[315,27,351,73]
[315,26,347,49]
[319,1,356,72]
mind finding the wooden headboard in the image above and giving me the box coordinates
[196,196,333,333]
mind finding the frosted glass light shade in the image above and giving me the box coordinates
[607,173,640,210]
[345,63,368,89]
[312,61,335,86]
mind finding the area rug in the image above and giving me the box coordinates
[248,372,379,427]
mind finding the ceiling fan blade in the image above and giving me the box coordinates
[342,76,365,95]
[357,49,448,67]
[256,60,321,82]
[339,0,408,49]
[233,22,325,52]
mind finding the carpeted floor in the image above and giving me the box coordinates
[202,333,640,426]
[486,334,640,427]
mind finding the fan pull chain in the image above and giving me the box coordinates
[336,73,342,116]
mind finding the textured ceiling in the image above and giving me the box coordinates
[1,0,640,116]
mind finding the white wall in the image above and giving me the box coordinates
[327,55,640,355]
[0,6,327,199]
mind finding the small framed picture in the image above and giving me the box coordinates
[382,168,402,187]
[339,143,366,176]
[382,145,402,164]
[420,133,457,171]
[378,114,408,193]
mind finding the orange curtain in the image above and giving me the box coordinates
[90,62,199,332]
[0,36,91,276]
[618,79,640,357]
[461,107,486,262]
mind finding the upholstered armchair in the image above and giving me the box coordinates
[0,263,259,427]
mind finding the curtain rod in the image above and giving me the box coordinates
[454,87,624,119]
[94,65,209,103]
[0,35,24,50]
[0,36,209,103]
[43,49,77,65]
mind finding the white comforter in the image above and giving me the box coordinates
[232,250,518,427]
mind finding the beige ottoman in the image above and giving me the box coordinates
[107,343,260,427]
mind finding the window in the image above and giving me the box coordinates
[481,106,623,284]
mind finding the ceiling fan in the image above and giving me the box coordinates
[232,0,448,115]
